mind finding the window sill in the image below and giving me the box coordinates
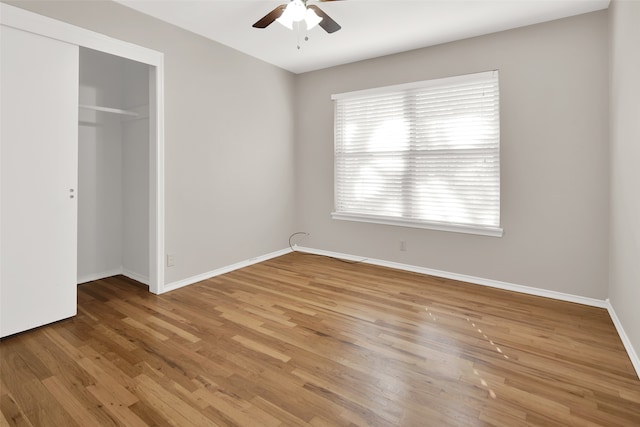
[331,212,503,237]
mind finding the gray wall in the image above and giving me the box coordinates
[294,11,610,299]
[7,1,297,285]
[6,3,616,303]
[609,0,640,365]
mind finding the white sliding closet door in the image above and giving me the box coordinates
[1,25,79,337]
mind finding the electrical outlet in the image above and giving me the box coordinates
[400,241,407,251]
[166,253,175,267]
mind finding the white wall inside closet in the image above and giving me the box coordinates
[78,48,150,285]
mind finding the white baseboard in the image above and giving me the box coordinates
[122,269,150,286]
[157,245,639,380]
[77,268,123,285]
[295,246,640,379]
[162,248,292,294]
[295,246,607,308]
[78,268,150,286]
[605,299,640,379]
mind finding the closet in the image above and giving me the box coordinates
[0,4,164,338]
[78,48,150,286]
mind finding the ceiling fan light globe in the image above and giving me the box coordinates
[305,8,323,30]
[276,7,294,29]
[289,0,307,22]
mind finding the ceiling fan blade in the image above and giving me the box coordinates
[307,5,341,33]
[252,4,287,28]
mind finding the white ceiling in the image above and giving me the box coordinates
[115,0,610,74]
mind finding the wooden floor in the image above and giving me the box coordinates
[1,253,639,426]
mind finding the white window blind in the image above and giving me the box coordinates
[332,70,502,237]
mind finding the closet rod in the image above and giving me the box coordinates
[79,104,139,117]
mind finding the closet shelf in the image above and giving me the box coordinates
[79,104,139,117]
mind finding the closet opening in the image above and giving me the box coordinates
[77,47,152,288]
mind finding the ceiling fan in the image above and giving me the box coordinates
[252,0,342,34]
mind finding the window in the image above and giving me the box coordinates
[331,70,502,237]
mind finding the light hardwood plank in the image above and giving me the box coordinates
[1,252,639,426]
